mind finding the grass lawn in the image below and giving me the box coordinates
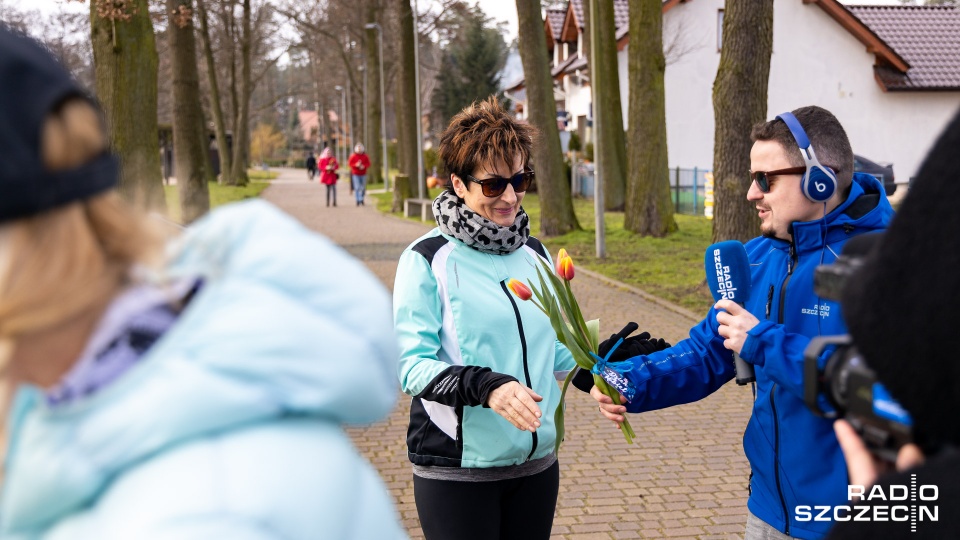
[164,173,272,223]
[374,190,715,313]
[247,169,279,181]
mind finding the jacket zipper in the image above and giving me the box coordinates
[500,280,538,460]
[770,383,788,534]
[765,285,774,320]
[771,242,796,535]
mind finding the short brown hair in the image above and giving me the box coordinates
[437,97,536,193]
[751,105,854,194]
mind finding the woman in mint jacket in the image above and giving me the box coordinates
[0,28,405,540]
[393,98,576,540]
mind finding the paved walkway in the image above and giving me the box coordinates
[262,168,752,539]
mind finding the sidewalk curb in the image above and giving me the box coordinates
[577,267,702,324]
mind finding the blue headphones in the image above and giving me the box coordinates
[776,112,837,202]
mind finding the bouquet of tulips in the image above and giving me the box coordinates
[507,249,636,452]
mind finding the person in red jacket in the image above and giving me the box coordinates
[318,147,339,207]
[348,144,371,206]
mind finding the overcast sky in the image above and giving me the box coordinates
[16,0,903,38]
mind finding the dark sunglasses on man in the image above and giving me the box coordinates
[466,168,535,198]
[749,166,808,193]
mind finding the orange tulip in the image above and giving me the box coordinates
[558,256,575,281]
[555,249,569,275]
[507,278,533,301]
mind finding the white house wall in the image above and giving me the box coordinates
[612,0,960,183]
[565,73,592,135]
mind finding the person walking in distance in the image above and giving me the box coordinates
[305,151,317,181]
[348,144,371,206]
[318,147,339,207]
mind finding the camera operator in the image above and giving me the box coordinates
[823,109,960,538]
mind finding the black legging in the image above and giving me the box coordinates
[413,460,559,540]
[325,184,336,206]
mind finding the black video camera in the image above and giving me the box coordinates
[803,233,915,463]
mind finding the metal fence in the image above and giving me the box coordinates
[572,163,711,216]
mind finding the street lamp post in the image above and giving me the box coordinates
[589,0,605,259]
[364,22,389,191]
[346,76,352,160]
[335,85,345,171]
[359,64,367,150]
[412,0,425,198]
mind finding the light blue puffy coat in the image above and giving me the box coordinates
[0,200,407,540]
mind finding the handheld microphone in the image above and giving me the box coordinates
[704,241,756,385]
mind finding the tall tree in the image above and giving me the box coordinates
[196,0,234,185]
[168,0,210,222]
[515,0,579,235]
[364,1,384,186]
[592,0,627,211]
[624,0,676,236]
[90,0,165,211]
[711,0,773,242]
[229,0,252,187]
[430,6,507,127]
[396,0,420,198]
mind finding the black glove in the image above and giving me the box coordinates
[571,322,672,393]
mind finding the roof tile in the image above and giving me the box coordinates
[571,0,629,32]
[847,5,960,90]
[546,8,566,42]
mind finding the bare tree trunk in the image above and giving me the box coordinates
[395,0,418,199]
[230,0,251,187]
[516,0,579,236]
[365,0,384,186]
[593,0,627,211]
[168,0,211,223]
[90,0,166,211]
[712,0,773,242]
[197,0,233,185]
[625,0,676,236]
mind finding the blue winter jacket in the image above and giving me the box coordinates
[620,174,892,539]
[0,201,407,540]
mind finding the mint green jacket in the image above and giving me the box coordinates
[394,229,575,469]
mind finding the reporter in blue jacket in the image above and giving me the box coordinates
[592,106,892,539]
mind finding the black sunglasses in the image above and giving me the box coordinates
[749,166,807,193]
[465,169,535,198]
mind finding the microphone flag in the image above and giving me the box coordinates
[704,241,756,385]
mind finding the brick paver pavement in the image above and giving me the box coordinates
[263,169,751,539]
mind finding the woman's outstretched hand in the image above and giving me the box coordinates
[487,381,543,432]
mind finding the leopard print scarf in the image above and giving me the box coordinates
[433,190,529,255]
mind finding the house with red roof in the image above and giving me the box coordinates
[512,0,960,193]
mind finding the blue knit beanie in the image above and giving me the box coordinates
[0,26,118,224]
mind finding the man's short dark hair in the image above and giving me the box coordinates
[751,105,854,195]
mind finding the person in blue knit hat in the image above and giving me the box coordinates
[0,26,406,539]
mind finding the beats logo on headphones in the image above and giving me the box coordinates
[776,112,837,203]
